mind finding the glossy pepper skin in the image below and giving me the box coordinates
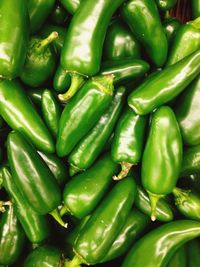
[192,0,200,19]
[163,17,181,45]
[2,166,50,243]
[128,50,200,115]
[28,0,55,33]
[20,32,58,87]
[71,177,137,265]
[23,245,62,267]
[122,220,200,267]
[0,0,29,79]
[61,154,118,219]
[174,76,200,146]
[111,107,148,180]
[56,75,114,157]
[166,17,200,66]
[50,3,68,25]
[60,0,81,14]
[0,205,25,265]
[0,80,54,153]
[103,21,141,61]
[155,0,177,11]
[68,87,125,174]
[173,187,200,221]
[180,145,200,177]
[187,239,200,267]
[142,106,182,220]
[41,89,62,137]
[27,88,45,107]
[167,246,187,267]
[121,0,168,67]
[53,64,71,92]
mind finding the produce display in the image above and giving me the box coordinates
[0,0,200,266]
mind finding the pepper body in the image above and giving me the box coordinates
[180,145,200,177]
[27,88,44,106]
[56,75,113,157]
[174,76,200,146]
[122,220,200,267]
[0,80,54,153]
[192,0,200,19]
[187,239,200,267]
[167,246,187,267]
[53,65,71,92]
[121,0,168,67]
[163,17,182,45]
[155,0,177,11]
[50,3,68,25]
[0,0,29,79]
[60,0,81,14]
[128,50,200,115]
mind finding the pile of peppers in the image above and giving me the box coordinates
[0,0,200,266]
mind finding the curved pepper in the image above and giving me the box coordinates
[2,166,50,243]
[122,220,200,267]
[174,76,200,146]
[20,32,58,87]
[155,0,177,11]
[167,246,187,267]
[50,3,69,25]
[0,0,29,79]
[53,64,71,93]
[0,205,25,265]
[163,16,182,45]
[7,131,66,228]
[128,50,200,115]
[142,106,182,220]
[192,0,200,19]
[121,0,168,67]
[0,80,54,153]
[60,0,81,14]
[56,75,114,157]
[68,87,125,175]
[61,154,118,219]
[103,21,141,61]
[166,17,200,66]
[111,107,148,180]
[187,239,200,267]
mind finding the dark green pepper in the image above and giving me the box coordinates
[56,75,114,157]
[0,80,54,153]
[20,32,58,87]
[68,87,125,175]
[121,0,168,67]
[174,76,200,146]
[179,173,200,194]
[192,0,200,19]
[0,205,25,265]
[53,64,71,93]
[167,246,187,267]
[155,0,177,11]
[128,50,200,115]
[187,239,200,267]
[163,16,182,45]
[111,107,148,180]
[142,106,182,220]
[122,220,200,267]
[27,88,45,106]
[50,3,69,25]
[180,145,200,177]
[60,0,81,14]
[0,0,29,79]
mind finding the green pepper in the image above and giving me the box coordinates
[50,3,69,25]
[68,176,137,266]
[142,106,182,220]
[192,0,200,19]
[163,17,182,45]
[2,166,50,243]
[166,17,200,66]
[121,0,168,67]
[60,0,81,14]
[41,89,62,137]
[103,21,141,61]
[155,0,177,11]
[111,107,148,180]
[23,245,63,267]
[0,80,54,153]
[180,145,200,177]
[174,76,200,146]
[56,75,113,157]
[0,205,25,265]
[179,174,200,194]
[28,0,55,33]
[173,187,200,221]
[0,0,29,79]
[20,32,58,87]
[27,88,45,107]
[167,246,187,267]
[128,50,200,115]
[60,0,125,101]
[7,131,66,228]
[68,87,125,175]
[187,239,200,267]
[61,154,118,219]
[122,220,200,267]
[53,64,71,93]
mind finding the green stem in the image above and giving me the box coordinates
[64,255,83,267]
[113,162,133,181]
[172,187,191,205]
[58,74,85,103]
[148,191,163,221]
[35,31,58,54]
[59,205,70,217]
[50,208,68,228]
[189,16,200,29]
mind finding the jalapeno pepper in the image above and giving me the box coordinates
[168,246,187,267]
[192,0,200,19]
[60,0,81,14]
[121,0,168,67]
[68,87,125,175]
[155,0,177,11]
[53,65,71,93]
[180,145,200,177]
[142,106,182,220]
[128,50,200,115]
[50,3,69,25]
[27,88,44,107]
[174,76,200,146]
[187,239,200,267]
[0,205,25,265]
[163,16,182,45]
[0,80,54,153]
[56,75,114,157]
[122,220,200,267]
[179,174,200,194]
[0,0,29,79]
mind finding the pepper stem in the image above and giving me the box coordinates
[58,74,85,103]
[64,255,83,267]
[189,16,200,29]
[35,31,58,54]
[172,187,191,205]
[69,164,82,176]
[147,191,163,221]
[59,205,70,217]
[113,162,133,181]
[50,208,68,228]
[0,200,12,213]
